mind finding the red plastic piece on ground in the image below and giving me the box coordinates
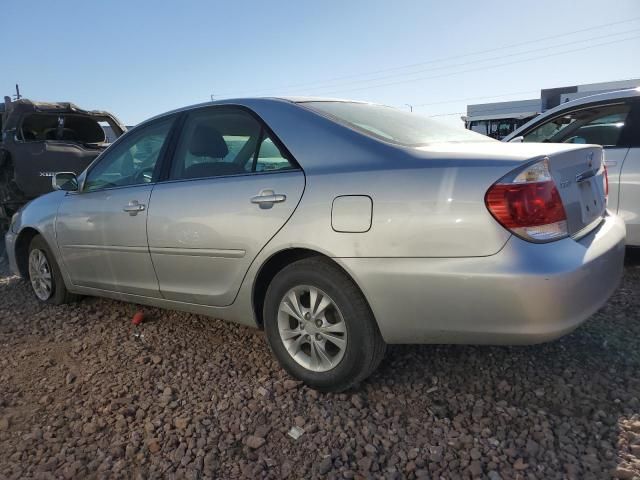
[132,312,145,326]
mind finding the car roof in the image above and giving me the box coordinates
[505,87,640,141]
[273,96,367,104]
[134,96,371,129]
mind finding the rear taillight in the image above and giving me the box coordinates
[485,158,568,243]
[603,163,609,201]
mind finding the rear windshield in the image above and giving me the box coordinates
[19,113,108,144]
[302,101,494,147]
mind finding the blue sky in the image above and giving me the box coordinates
[2,0,639,126]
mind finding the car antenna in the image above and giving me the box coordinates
[13,84,21,101]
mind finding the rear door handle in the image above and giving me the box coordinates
[251,194,286,204]
[251,190,286,208]
[123,200,146,215]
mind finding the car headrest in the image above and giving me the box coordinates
[189,124,229,158]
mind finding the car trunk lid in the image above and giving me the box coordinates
[545,145,606,236]
[412,142,607,238]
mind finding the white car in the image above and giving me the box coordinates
[505,88,640,247]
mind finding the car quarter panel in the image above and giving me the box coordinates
[237,99,524,258]
[256,166,512,258]
[335,214,625,344]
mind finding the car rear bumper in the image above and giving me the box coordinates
[337,213,626,344]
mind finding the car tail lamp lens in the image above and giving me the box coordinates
[603,163,609,199]
[485,158,568,242]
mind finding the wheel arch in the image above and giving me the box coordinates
[14,226,43,277]
[251,247,373,329]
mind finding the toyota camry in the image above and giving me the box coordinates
[5,98,626,391]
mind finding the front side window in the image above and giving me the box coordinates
[84,116,174,192]
[170,108,296,180]
[303,101,493,146]
[522,103,631,147]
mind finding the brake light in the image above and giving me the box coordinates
[485,158,568,242]
[603,163,609,200]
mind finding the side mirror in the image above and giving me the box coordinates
[508,136,524,143]
[52,172,78,191]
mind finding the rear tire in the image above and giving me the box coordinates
[264,257,386,392]
[0,221,7,265]
[28,235,77,305]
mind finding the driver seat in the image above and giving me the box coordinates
[183,124,244,179]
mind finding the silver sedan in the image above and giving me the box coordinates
[5,98,626,391]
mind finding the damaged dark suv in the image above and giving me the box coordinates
[0,97,126,226]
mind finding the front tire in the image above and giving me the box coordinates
[28,235,77,305]
[264,257,386,392]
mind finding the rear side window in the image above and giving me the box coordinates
[522,103,631,147]
[170,107,296,180]
[255,137,291,172]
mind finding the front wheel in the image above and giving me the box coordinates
[264,257,386,392]
[28,235,77,305]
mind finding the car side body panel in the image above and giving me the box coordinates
[146,170,306,306]
[55,185,161,297]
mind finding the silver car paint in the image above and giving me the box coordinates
[5,98,626,344]
[339,214,625,344]
[55,184,161,297]
[146,171,305,306]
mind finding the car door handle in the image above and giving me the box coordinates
[250,191,286,208]
[123,200,146,215]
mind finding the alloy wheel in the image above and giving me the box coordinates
[277,285,348,372]
[28,249,53,301]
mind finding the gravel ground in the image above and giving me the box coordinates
[0,254,639,480]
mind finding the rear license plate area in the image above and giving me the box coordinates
[578,178,603,224]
